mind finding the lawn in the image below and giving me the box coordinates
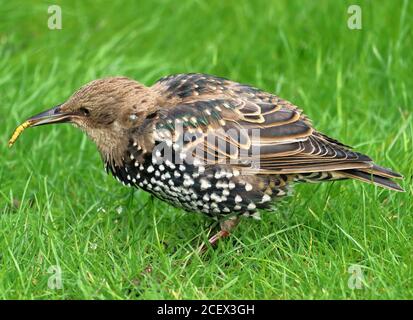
[0,0,412,299]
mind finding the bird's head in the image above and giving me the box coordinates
[9,77,157,164]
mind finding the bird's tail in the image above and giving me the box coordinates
[338,164,404,192]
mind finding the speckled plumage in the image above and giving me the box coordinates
[9,73,404,245]
[94,73,403,220]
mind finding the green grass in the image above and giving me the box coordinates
[0,0,412,299]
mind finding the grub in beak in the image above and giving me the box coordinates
[8,105,71,147]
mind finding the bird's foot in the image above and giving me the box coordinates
[197,217,240,254]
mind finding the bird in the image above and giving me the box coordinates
[8,73,404,248]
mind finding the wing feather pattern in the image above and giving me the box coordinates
[150,73,403,191]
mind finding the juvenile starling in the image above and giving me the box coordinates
[9,73,403,247]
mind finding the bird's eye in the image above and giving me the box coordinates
[80,107,90,116]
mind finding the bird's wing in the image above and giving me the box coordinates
[147,73,403,192]
[147,95,373,175]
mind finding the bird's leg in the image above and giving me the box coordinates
[209,217,240,246]
[198,216,240,253]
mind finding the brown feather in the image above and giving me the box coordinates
[151,73,403,191]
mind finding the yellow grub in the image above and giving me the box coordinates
[8,121,31,147]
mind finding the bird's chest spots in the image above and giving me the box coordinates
[110,156,226,216]
[106,147,286,218]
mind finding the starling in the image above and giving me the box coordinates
[9,73,404,247]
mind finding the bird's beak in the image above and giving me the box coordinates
[8,105,72,147]
[25,104,72,127]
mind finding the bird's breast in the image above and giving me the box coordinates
[105,142,290,219]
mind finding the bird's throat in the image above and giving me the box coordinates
[82,125,129,167]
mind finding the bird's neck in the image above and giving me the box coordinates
[85,123,129,168]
